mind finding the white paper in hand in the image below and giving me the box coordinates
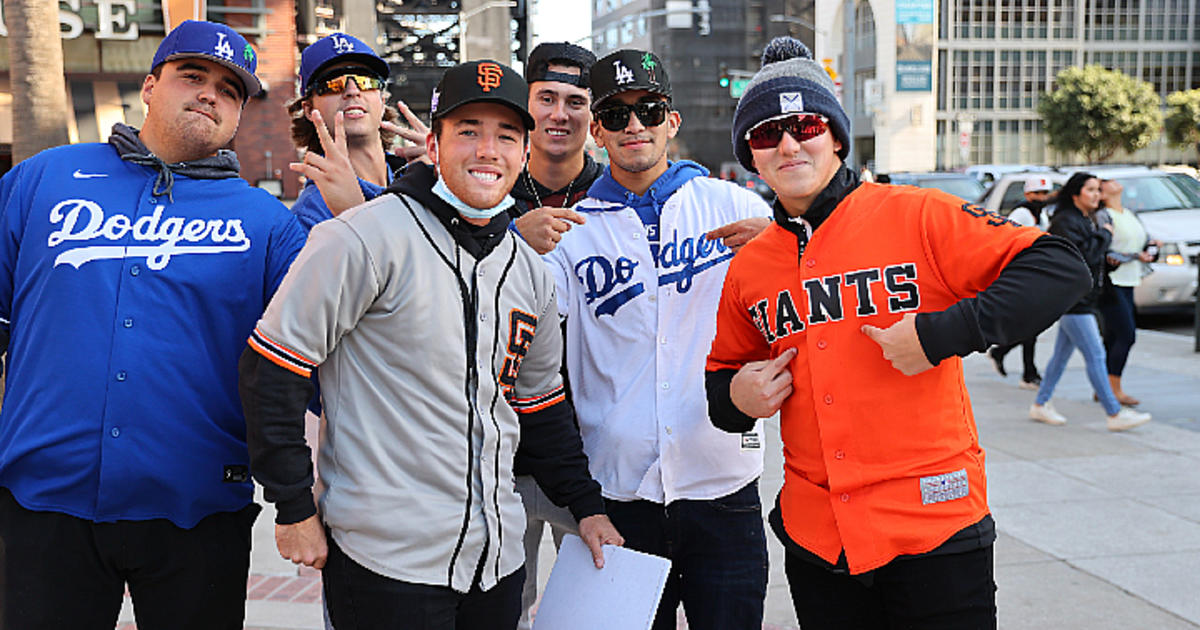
[532,534,671,630]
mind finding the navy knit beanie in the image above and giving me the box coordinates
[731,37,850,172]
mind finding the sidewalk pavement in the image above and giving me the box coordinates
[116,326,1200,629]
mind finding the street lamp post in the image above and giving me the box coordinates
[459,0,516,62]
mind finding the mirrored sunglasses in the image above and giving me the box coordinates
[595,100,671,132]
[745,113,830,150]
[311,73,385,96]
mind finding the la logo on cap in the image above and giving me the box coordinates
[477,62,503,92]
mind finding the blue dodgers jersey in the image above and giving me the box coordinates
[0,143,307,528]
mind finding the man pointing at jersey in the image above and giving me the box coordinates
[706,37,1090,629]
[542,48,772,630]
[239,59,620,629]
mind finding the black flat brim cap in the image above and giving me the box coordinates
[590,49,671,110]
[431,60,535,130]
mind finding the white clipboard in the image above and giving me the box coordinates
[532,534,671,630]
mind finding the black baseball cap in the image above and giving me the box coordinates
[526,42,597,87]
[589,49,671,111]
[430,60,535,130]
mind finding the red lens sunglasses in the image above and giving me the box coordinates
[745,113,830,150]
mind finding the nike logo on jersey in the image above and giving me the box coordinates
[574,229,733,317]
[72,170,108,179]
[47,199,251,270]
[749,263,921,343]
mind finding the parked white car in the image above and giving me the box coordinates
[980,167,1200,311]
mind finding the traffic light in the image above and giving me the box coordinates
[718,64,730,88]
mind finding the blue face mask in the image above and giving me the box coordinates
[431,165,515,221]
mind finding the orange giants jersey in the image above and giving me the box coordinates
[706,182,1043,574]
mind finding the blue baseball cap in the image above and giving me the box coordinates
[299,33,390,95]
[152,20,261,100]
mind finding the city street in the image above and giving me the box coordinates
[114,324,1200,630]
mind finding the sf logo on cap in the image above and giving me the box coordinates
[477,62,503,92]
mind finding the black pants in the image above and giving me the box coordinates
[603,481,768,630]
[992,338,1039,381]
[785,544,996,630]
[0,487,258,630]
[323,534,524,630]
[1099,284,1137,377]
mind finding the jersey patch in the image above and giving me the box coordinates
[499,309,538,397]
[920,469,969,505]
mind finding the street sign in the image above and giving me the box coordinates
[730,78,750,98]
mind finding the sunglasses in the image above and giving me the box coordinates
[745,113,830,150]
[595,100,671,132]
[310,73,385,96]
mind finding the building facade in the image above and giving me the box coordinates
[0,0,299,195]
[816,0,1200,174]
[935,0,1199,168]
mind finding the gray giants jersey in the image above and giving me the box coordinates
[251,192,566,593]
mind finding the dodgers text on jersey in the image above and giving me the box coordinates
[573,227,733,317]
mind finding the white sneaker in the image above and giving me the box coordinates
[1107,407,1151,432]
[1030,402,1067,426]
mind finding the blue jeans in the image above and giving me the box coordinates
[1036,313,1121,415]
[603,480,768,630]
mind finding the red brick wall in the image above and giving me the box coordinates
[234,0,301,199]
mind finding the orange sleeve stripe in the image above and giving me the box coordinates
[513,391,566,414]
[253,327,316,365]
[247,336,313,378]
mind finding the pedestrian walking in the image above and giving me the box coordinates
[239,59,621,630]
[1096,178,1159,407]
[0,20,307,629]
[1030,172,1152,430]
[542,48,773,630]
[988,174,1056,388]
[706,37,1091,629]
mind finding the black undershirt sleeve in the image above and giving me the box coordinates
[706,368,758,434]
[238,347,317,525]
[916,234,1091,365]
[516,399,606,523]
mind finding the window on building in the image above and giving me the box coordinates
[1087,0,1140,41]
[997,50,1020,109]
[620,18,633,44]
[1144,0,1190,40]
[970,120,994,164]
[955,0,997,38]
[855,1,875,50]
[1022,50,1047,109]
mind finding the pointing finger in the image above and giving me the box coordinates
[770,347,798,370]
[861,324,885,344]
[548,208,587,225]
[706,224,738,240]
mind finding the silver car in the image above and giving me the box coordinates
[979,167,1200,311]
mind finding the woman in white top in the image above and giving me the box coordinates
[1096,179,1159,406]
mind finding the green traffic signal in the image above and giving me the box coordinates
[719,76,730,88]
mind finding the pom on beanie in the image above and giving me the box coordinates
[761,36,812,66]
[730,37,851,172]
